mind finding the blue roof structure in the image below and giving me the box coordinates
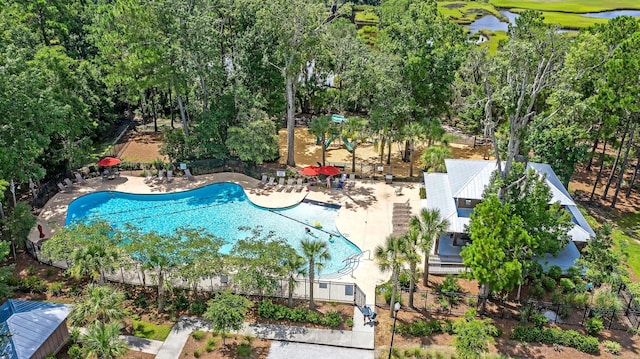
[0,300,71,359]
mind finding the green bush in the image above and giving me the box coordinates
[135,294,149,309]
[510,325,599,354]
[396,319,443,336]
[585,317,604,336]
[322,311,341,327]
[289,307,308,322]
[547,265,563,280]
[19,276,47,293]
[190,299,207,316]
[566,266,582,280]
[193,348,202,358]
[572,292,590,307]
[192,330,206,340]
[436,275,462,294]
[346,318,354,327]
[419,187,426,199]
[530,283,545,299]
[48,282,64,296]
[559,278,576,293]
[237,343,252,357]
[531,313,548,329]
[542,276,557,292]
[67,344,82,359]
[173,294,190,311]
[306,311,323,324]
[603,340,621,354]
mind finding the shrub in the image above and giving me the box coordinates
[346,318,354,327]
[173,294,190,311]
[190,299,207,316]
[289,307,308,322]
[566,266,582,280]
[585,317,604,336]
[572,292,590,307]
[547,265,563,280]
[257,300,277,318]
[67,344,82,359]
[510,326,599,354]
[542,276,557,292]
[19,276,47,293]
[436,275,462,294]
[191,330,206,341]
[559,278,576,293]
[306,311,322,324]
[396,319,443,336]
[193,348,202,358]
[594,290,623,311]
[135,294,149,309]
[237,343,252,357]
[27,265,36,275]
[45,268,55,277]
[531,313,548,329]
[48,282,64,296]
[551,290,563,304]
[529,283,545,299]
[322,311,341,327]
[603,340,621,355]
[526,261,544,281]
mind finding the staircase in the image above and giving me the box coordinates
[391,201,411,237]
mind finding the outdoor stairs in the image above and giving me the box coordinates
[391,200,411,237]
[428,255,468,275]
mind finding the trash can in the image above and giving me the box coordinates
[385,173,393,184]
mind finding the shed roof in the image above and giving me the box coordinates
[0,300,71,359]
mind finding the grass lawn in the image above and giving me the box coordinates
[438,1,507,24]
[489,0,640,13]
[532,10,609,29]
[132,320,172,341]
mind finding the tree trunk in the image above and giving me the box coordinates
[169,86,175,129]
[409,142,414,177]
[626,152,640,198]
[408,266,415,308]
[586,138,599,171]
[288,279,294,308]
[389,268,398,318]
[321,135,326,167]
[611,122,637,208]
[309,259,315,310]
[403,140,410,162]
[151,88,158,133]
[175,86,189,137]
[386,140,392,165]
[590,140,607,202]
[286,75,296,167]
[158,271,165,313]
[603,118,631,200]
[479,283,490,315]
[422,251,430,287]
[351,148,356,173]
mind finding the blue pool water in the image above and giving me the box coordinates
[66,182,361,274]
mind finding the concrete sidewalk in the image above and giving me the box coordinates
[155,307,375,358]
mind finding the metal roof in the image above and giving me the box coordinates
[423,160,594,243]
[0,300,71,359]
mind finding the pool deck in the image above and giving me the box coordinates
[31,172,422,303]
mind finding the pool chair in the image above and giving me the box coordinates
[64,178,75,188]
[184,168,195,181]
[144,173,154,184]
[295,178,303,192]
[57,182,68,192]
[166,170,174,183]
[155,170,165,183]
[285,178,294,192]
[265,177,275,188]
[74,172,88,184]
[259,175,268,186]
[275,177,286,191]
[395,187,403,196]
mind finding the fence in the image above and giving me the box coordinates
[26,241,361,305]
[374,287,640,332]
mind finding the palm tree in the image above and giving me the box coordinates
[342,116,370,173]
[375,235,407,317]
[283,251,307,308]
[300,238,331,310]
[411,209,449,287]
[403,226,422,308]
[309,116,338,166]
[69,284,126,327]
[69,243,119,284]
[81,321,128,359]
[420,145,452,173]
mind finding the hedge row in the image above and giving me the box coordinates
[257,300,341,327]
[510,325,599,354]
[396,319,453,336]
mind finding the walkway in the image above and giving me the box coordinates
[155,306,374,358]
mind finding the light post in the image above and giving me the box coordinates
[388,302,401,359]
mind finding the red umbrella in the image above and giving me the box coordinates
[318,166,341,176]
[97,157,121,167]
[300,166,320,176]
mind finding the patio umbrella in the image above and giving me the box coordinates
[300,166,320,176]
[318,166,341,176]
[97,157,121,167]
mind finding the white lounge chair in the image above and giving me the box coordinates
[275,177,285,191]
[395,187,403,196]
[259,175,268,186]
[64,178,74,188]
[144,173,154,184]
[155,170,165,183]
[348,173,356,188]
[167,170,174,183]
[295,178,303,192]
[265,177,275,188]
[74,173,87,184]
[57,183,67,192]
[184,168,195,181]
[285,178,294,192]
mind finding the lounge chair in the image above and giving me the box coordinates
[74,173,88,184]
[155,170,165,183]
[348,174,356,188]
[166,170,174,183]
[144,173,154,184]
[265,177,275,188]
[395,187,403,196]
[285,178,294,192]
[259,175,268,186]
[57,182,67,192]
[64,178,74,188]
[275,177,285,191]
[295,178,303,192]
[184,168,195,181]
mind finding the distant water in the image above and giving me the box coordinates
[581,10,640,19]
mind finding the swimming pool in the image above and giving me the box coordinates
[66,182,361,274]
